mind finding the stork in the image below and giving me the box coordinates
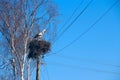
[34,29,46,40]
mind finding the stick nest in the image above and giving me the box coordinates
[28,40,51,59]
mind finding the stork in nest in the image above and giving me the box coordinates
[34,29,46,40]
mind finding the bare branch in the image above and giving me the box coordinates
[0,0,58,79]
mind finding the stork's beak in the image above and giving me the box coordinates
[43,29,46,32]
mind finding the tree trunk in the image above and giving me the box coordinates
[36,56,40,80]
[27,59,30,80]
[21,54,26,80]
[21,63,25,80]
[12,60,16,80]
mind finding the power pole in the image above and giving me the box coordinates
[28,29,50,80]
[35,29,46,80]
[36,56,40,80]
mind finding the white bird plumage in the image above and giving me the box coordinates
[38,29,46,36]
[34,29,46,40]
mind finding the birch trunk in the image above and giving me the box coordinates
[21,63,24,80]
[13,61,16,80]
[27,59,30,80]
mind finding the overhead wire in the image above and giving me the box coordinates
[45,66,50,80]
[44,0,120,78]
[53,0,93,44]
[46,61,120,75]
[51,54,120,68]
[46,50,120,69]
[41,68,45,80]
[45,0,120,73]
[51,0,119,54]
[44,0,120,77]
[57,0,84,34]
[42,58,50,80]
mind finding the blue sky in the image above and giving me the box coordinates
[39,0,120,80]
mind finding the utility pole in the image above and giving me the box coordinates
[36,56,40,80]
[28,29,50,80]
[35,29,46,80]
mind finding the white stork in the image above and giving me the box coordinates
[34,29,46,40]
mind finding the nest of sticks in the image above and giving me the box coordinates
[28,40,51,59]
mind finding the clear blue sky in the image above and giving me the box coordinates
[39,0,120,80]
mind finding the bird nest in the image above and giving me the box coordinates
[28,39,51,59]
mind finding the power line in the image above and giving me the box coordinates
[41,68,45,80]
[46,51,120,69]
[46,61,120,75]
[50,54,120,68]
[52,0,119,54]
[53,0,93,44]
[57,0,84,34]
[42,58,50,80]
[45,66,50,80]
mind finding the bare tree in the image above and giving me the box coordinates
[0,0,58,80]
